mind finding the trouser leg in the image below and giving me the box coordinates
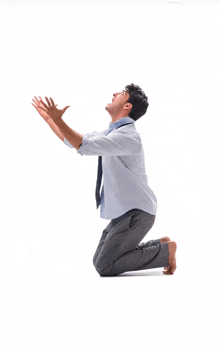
[93,226,110,267]
[136,238,161,249]
[93,219,160,267]
[94,209,169,276]
[92,211,127,267]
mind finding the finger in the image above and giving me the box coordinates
[63,106,70,112]
[39,99,49,110]
[32,99,42,108]
[39,96,47,106]
[33,96,40,104]
[38,105,48,113]
[38,97,45,105]
[49,97,55,106]
[45,97,51,108]
[32,102,42,111]
[34,96,45,108]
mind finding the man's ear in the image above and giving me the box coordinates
[125,103,132,110]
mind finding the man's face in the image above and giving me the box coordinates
[105,89,131,115]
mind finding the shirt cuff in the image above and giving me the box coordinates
[64,134,89,151]
[77,134,89,156]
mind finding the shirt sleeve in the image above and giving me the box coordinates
[77,128,142,156]
[63,128,108,149]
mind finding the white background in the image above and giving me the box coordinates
[0,0,219,347]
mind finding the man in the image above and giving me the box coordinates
[32,83,177,276]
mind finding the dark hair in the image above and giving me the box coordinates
[125,83,149,121]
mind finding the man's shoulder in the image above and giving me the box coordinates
[114,123,141,137]
[115,122,136,131]
[83,128,108,138]
[110,125,142,146]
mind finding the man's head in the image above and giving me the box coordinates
[124,83,149,121]
[105,83,149,123]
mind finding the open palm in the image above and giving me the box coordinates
[38,96,70,122]
[31,96,54,121]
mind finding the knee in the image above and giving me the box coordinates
[94,258,112,276]
[92,254,97,267]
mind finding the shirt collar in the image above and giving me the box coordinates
[108,116,135,132]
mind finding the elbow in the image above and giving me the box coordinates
[76,143,82,150]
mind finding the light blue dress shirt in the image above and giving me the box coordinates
[64,116,157,220]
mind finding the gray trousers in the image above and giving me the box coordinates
[93,209,169,276]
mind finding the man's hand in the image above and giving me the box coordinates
[38,96,70,123]
[32,96,56,121]
[32,95,82,149]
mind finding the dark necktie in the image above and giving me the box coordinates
[95,122,133,209]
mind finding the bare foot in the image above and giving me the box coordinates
[163,241,177,275]
[159,237,171,271]
[159,236,170,243]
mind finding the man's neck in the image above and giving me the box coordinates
[110,115,129,124]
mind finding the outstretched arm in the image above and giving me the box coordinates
[46,117,65,141]
[53,118,83,150]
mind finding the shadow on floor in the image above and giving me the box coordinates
[101,269,168,277]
